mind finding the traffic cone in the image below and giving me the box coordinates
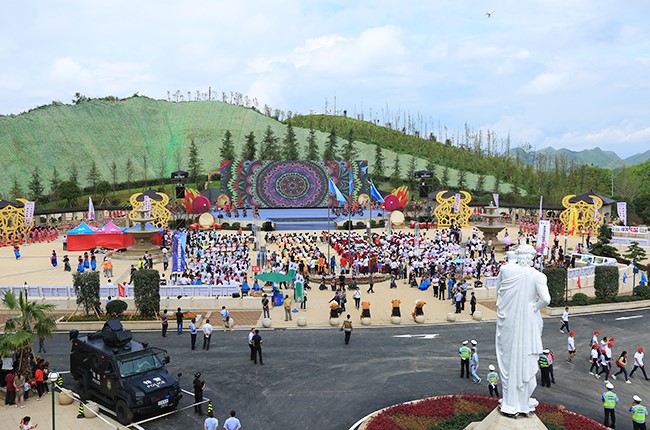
[77,401,85,418]
[207,401,213,414]
[57,375,64,388]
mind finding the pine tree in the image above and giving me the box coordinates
[188,138,203,187]
[306,127,319,160]
[493,175,501,193]
[109,161,118,191]
[457,169,467,190]
[406,156,417,182]
[623,241,647,267]
[323,129,338,160]
[426,158,436,174]
[10,175,23,201]
[49,167,61,203]
[475,173,486,194]
[341,129,358,161]
[220,130,236,160]
[259,126,280,160]
[391,154,402,185]
[87,161,102,194]
[27,171,45,203]
[281,123,300,159]
[69,163,79,185]
[241,131,257,160]
[373,145,385,177]
[125,159,134,189]
[441,166,450,188]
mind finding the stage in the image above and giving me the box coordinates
[212,207,386,231]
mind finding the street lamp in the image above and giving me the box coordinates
[49,370,59,430]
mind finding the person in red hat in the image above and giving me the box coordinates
[567,331,577,363]
[631,348,649,381]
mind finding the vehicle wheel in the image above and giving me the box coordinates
[116,399,134,425]
[78,379,89,401]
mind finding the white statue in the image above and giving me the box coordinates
[495,245,551,416]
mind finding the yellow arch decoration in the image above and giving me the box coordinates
[128,192,171,229]
[433,191,472,227]
[0,198,34,244]
[559,194,603,236]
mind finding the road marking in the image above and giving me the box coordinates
[615,315,643,321]
[393,334,439,339]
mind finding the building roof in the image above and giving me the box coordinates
[570,192,616,206]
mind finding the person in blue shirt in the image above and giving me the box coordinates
[204,410,218,430]
[470,348,481,384]
[223,410,242,430]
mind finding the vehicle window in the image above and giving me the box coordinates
[117,354,162,377]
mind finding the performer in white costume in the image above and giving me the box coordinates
[496,245,551,416]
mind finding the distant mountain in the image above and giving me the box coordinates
[509,146,649,170]
[624,150,650,166]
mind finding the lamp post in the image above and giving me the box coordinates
[49,370,59,430]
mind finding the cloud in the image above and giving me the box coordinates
[49,57,154,94]
[524,72,567,94]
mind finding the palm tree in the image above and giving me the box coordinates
[0,291,56,376]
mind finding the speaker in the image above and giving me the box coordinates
[175,186,185,199]
[232,292,241,298]
[419,183,429,198]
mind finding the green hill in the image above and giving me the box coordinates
[0,96,518,200]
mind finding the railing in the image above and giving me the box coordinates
[0,284,241,298]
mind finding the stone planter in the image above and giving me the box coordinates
[262,318,272,328]
[415,315,425,324]
[361,317,371,326]
[59,388,74,405]
[391,316,401,325]
[297,317,307,327]
[472,311,483,321]
[446,313,457,322]
[329,317,340,327]
[84,400,100,418]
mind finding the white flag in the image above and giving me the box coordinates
[24,201,35,227]
[536,220,551,255]
[454,193,461,214]
[88,197,95,221]
[617,202,627,226]
[492,193,499,208]
[539,195,543,220]
[593,198,600,222]
[143,195,151,218]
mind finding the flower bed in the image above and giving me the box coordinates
[363,394,607,430]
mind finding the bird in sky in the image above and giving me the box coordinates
[485,10,494,18]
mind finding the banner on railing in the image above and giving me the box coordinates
[568,266,595,279]
[171,231,187,273]
[484,277,498,288]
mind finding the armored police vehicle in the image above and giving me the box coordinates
[70,320,182,424]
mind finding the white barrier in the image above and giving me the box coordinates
[0,284,241,298]
[567,266,595,279]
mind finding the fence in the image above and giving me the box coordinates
[0,284,241,298]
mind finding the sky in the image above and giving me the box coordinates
[1,0,650,158]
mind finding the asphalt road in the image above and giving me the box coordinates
[43,308,650,430]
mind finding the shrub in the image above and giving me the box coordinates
[635,285,650,299]
[370,219,377,228]
[543,268,567,306]
[231,221,240,228]
[106,300,128,318]
[570,293,590,306]
[73,271,100,316]
[261,221,274,231]
[594,266,619,300]
[132,269,161,319]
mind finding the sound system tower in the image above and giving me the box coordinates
[419,182,429,198]
[175,185,185,199]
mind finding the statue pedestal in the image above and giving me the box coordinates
[465,409,549,430]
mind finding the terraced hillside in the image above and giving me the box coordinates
[0,96,513,197]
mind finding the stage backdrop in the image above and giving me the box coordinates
[219,160,368,208]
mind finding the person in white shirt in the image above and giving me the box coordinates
[559,307,570,333]
[202,319,213,351]
[567,331,576,363]
[223,410,241,430]
[630,347,649,380]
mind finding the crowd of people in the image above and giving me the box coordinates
[169,230,251,286]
